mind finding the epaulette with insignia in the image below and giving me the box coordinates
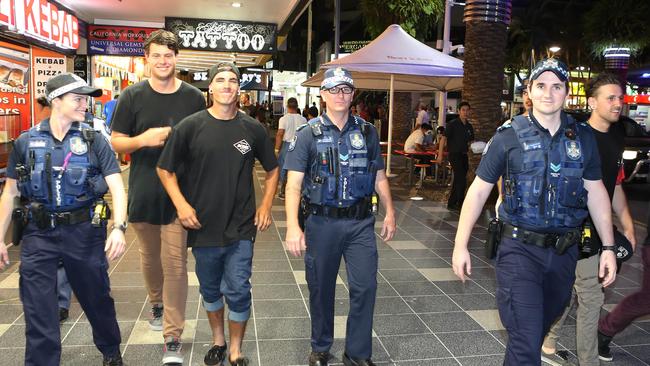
[309,118,323,136]
[296,123,308,132]
[496,122,512,132]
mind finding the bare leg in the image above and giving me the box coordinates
[228,320,248,361]
[207,309,226,346]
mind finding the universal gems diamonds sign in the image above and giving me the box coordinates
[165,17,276,53]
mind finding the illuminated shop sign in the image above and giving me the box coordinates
[0,0,79,50]
[165,17,276,53]
[88,25,159,55]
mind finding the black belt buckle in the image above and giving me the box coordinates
[544,233,560,248]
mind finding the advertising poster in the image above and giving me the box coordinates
[88,25,159,56]
[31,47,67,98]
[0,41,31,133]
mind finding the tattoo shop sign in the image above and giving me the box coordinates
[165,17,276,54]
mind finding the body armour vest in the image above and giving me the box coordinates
[499,115,589,230]
[19,122,107,212]
[305,115,377,207]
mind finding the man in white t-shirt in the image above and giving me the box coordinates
[404,123,433,153]
[415,105,430,129]
[275,97,307,199]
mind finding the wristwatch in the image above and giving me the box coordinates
[111,222,128,233]
[601,245,616,252]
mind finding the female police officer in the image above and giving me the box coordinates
[0,73,127,366]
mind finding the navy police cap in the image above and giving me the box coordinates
[321,67,354,90]
[529,58,570,82]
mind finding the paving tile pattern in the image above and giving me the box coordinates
[0,165,648,365]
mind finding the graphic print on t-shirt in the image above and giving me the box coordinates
[234,139,252,155]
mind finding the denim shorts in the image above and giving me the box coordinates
[192,240,253,322]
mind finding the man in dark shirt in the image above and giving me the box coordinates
[158,62,278,366]
[542,73,636,365]
[440,101,475,210]
[110,30,206,365]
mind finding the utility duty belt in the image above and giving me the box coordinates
[502,223,581,255]
[307,198,372,220]
[29,203,91,229]
[27,199,111,230]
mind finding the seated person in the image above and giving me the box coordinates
[404,123,434,153]
[404,124,434,175]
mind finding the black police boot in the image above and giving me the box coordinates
[103,353,123,366]
[342,352,376,366]
[309,351,330,366]
[59,308,69,323]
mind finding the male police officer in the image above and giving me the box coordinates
[0,73,127,366]
[542,72,636,366]
[284,67,396,366]
[451,58,618,365]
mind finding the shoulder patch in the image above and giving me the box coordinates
[288,135,297,152]
[482,137,494,155]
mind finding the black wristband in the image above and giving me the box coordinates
[601,245,616,252]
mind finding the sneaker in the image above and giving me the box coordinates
[541,349,575,366]
[149,304,163,331]
[103,353,123,366]
[204,343,227,366]
[598,331,614,361]
[229,356,250,366]
[59,308,69,323]
[162,336,183,364]
[309,351,330,366]
[277,192,285,200]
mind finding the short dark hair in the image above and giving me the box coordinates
[36,96,49,108]
[144,30,179,55]
[287,97,298,109]
[421,123,433,131]
[586,73,622,98]
[308,106,319,118]
[458,101,471,110]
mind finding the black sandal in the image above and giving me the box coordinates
[229,356,250,366]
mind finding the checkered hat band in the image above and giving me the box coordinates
[322,76,354,88]
[532,63,569,79]
[47,80,87,102]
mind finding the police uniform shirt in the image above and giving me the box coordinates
[7,119,120,193]
[111,80,206,225]
[476,112,602,231]
[157,110,277,247]
[283,114,384,205]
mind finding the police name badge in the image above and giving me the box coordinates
[29,139,47,148]
[70,136,88,155]
[350,132,365,149]
[565,140,581,160]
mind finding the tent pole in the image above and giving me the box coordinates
[386,74,397,178]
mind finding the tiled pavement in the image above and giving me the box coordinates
[0,165,649,365]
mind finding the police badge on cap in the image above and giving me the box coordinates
[321,67,354,90]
